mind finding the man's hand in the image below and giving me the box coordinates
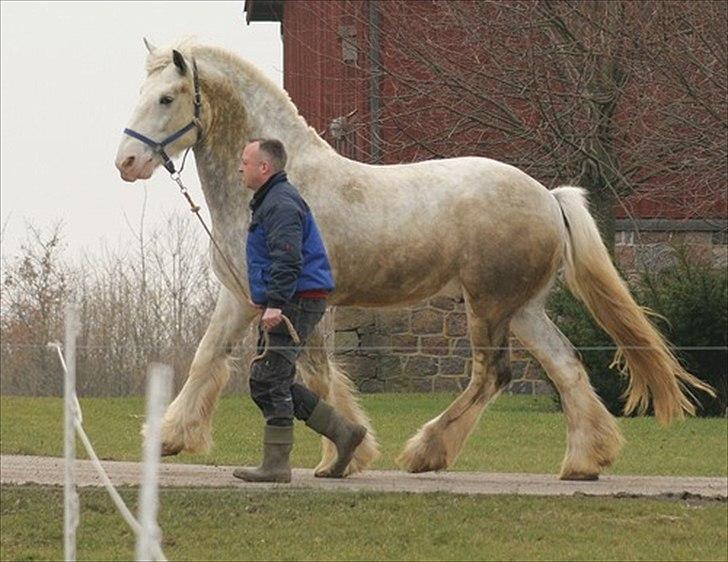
[261,307,283,331]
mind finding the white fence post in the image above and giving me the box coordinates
[135,363,172,562]
[63,302,81,562]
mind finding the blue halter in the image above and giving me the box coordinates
[123,58,202,175]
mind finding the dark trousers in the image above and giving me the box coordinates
[249,297,326,426]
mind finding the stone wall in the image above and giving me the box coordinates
[333,299,470,393]
[614,219,727,273]
[332,301,553,395]
[333,219,727,394]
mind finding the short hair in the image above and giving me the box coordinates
[249,138,287,172]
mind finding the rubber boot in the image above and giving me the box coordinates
[305,400,367,478]
[233,425,293,483]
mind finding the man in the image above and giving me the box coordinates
[234,138,367,483]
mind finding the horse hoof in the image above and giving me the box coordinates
[314,470,342,479]
[406,464,441,474]
[161,443,182,457]
[396,447,448,473]
[314,464,350,479]
[314,466,334,478]
[560,472,599,481]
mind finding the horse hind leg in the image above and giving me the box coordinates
[511,304,624,480]
[159,287,254,455]
[297,326,381,476]
[397,306,512,473]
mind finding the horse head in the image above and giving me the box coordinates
[115,40,202,182]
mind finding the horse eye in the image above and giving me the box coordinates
[159,95,174,105]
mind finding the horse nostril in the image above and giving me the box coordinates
[122,156,135,170]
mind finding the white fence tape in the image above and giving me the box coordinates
[50,305,168,561]
[136,364,172,561]
[62,302,80,562]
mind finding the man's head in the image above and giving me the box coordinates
[239,138,287,191]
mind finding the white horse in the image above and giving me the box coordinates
[115,41,711,480]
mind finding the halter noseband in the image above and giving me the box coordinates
[123,58,202,175]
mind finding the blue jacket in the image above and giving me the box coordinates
[246,171,334,307]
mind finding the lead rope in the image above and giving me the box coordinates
[250,315,301,366]
[169,168,249,296]
[167,164,301,362]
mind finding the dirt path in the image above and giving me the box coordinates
[2,454,725,500]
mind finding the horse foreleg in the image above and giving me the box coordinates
[511,304,624,480]
[397,309,512,473]
[297,327,380,476]
[160,287,254,455]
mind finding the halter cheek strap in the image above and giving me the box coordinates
[123,58,202,175]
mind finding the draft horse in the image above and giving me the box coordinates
[115,41,711,480]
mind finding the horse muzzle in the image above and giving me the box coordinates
[115,150,156,182]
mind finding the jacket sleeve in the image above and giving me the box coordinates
[263,197,305,308]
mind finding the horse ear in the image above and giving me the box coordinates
[172,49,188,75]
[143,37,157,53]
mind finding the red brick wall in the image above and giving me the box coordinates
[276,0,726,220]
[281,0,372,161]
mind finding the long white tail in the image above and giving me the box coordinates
[552,186,714,424]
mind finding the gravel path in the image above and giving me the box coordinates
[2,454,726,500]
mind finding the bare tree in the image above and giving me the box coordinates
[0,215,220,396]
[310,0,727,243]
[77,212,219,395]
[1,222,68,394]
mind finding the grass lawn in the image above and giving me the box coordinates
[1,485,726,561]
[1,394,726,561]
[1,393,726,476]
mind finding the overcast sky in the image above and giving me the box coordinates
[0,1,282,260]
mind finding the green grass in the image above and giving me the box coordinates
[1,393,726,476]
[1,485,726,561]
[2,394,727,561]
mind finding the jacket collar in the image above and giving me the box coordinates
[249,171,287,212]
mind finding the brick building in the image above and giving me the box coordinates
[243,0,726,394]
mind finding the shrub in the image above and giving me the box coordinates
[546,250,727,417]
[637,250,727,416]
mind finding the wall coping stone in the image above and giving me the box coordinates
[615,219,727,232]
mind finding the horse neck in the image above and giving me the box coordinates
[192,47,338,226]
[191,61,248,228]
[243,86,335,175]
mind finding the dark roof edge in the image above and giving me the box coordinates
[244,0,284,23]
